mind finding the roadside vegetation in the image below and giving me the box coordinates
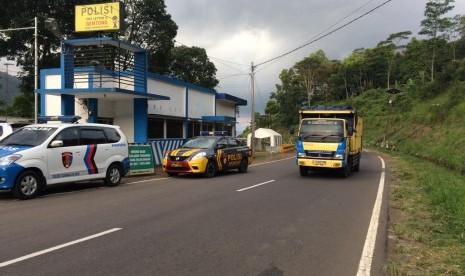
[353,83,465,275]
[240,1,465,274]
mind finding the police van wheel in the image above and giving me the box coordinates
[238,159,248,173]
[12,170,41,200]
[204,161,217,178]
[104,164,122,187]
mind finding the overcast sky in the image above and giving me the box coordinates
[165,0,465,133]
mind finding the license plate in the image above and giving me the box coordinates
[313,160,327,166]
[171,162,183,167]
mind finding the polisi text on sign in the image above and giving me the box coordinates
[79,5,116,16]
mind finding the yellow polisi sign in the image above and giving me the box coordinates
[75,2,122,32]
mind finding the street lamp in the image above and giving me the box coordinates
[383,88,401,147]
[0,17,38,123]
[45,18,61,38]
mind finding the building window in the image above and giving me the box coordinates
[201,122,213,132]
[166,120,183,138]
[98,117,113,125]
[188,122,202,138]
[148,118,164,139]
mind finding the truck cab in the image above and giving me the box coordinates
[296,106,363,178]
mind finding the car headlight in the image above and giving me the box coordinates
[297,152,306,158]
[191,152,206,161]
[0,154,22,166]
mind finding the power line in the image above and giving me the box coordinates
[209,56,248,67]
[254,0,379,76]
[175,40,249,72]
[210,56,248,73]
[217,72,249,80]
[255,0,394,68]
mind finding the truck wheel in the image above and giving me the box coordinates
[354,153,361,172]
[204,161,217,178]
[12,170,42,200]
[339,166,351,178]
[299,166,309,176]
[104,164,122,187]
[238,159,248,173]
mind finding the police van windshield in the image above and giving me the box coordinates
[182,137,216,149]
[0,127,57,147]
[299,120,344,142]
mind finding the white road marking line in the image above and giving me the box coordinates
[357,156,386,276]
[126,177,170,184]
[0,228,122,268]
[237,180,275,192]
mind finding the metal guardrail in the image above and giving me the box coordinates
[278,144,296,153]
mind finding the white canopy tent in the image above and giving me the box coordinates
[247,128,283,151]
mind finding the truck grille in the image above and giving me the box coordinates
[305,150,335,158]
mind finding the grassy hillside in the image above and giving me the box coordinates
[353,83,465,172]
[347,83,465,274]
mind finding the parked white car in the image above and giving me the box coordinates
[0,123,13,141]
[0,122,130,199]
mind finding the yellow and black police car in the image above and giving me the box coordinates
[162,131,251,178]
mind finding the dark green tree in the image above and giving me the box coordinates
[379,31,412,89]
[419,0,455,81]
[396,38,430,84]
[447,15,465,60]
[295,50,328,107]
[0,0,181,117]
[123,0,178,74]
[269,68,306,126]
[168,45,219,89]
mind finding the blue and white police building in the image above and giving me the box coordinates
[36,37,247,164]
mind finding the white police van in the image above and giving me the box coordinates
[0,116,129,199]
[0,122,13,141]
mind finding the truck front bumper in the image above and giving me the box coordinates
[297,158,344,168]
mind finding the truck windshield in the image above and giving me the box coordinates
[299,120,344,142]
[0,127,57,147]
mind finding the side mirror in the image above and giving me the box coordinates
[50,140,63,148]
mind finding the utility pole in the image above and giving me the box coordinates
[3,63,14,100]
[34,16,38,124]
[250,62,255,156]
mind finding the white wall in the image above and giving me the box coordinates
[74,99,88,123]
[216,101,236,117]
[147,79,185,117]
[44,74,62,116]
[74,73,89,89]
[114,101,134,143]
[188,89,215,119]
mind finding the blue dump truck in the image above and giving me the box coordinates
[296,106,363,178]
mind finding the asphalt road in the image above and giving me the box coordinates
[0,151,389,276]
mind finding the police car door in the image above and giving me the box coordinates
[47,126,86,183]
[216,137,230,172]
[226,137,243,169]
[79,126,109,177]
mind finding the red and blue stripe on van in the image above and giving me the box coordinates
[84,144,98,174]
